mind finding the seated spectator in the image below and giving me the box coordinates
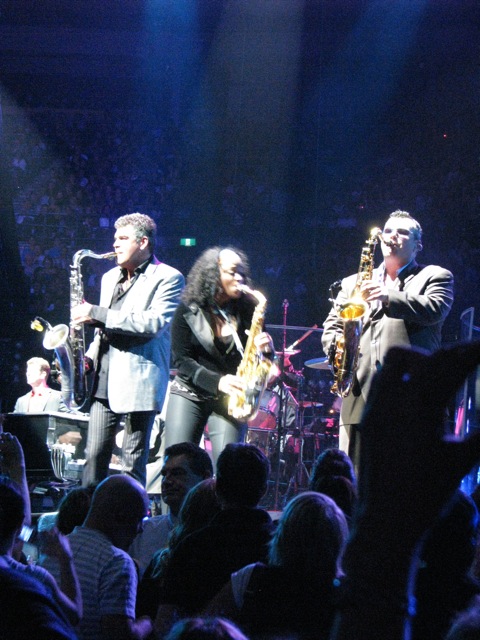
[0,561,78,640]
[165,617,249,640]
[0,434,82,626]
[308,448,358,522]
[37,485,96,567]
[312,475,357,522]
[47,475,153,640]
[309,448,357,489]
[137,477,221,618]
[205,491,348,639]
[154,443,275,636]
[129,442,213,577]
[55,486,96,535]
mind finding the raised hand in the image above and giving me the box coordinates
[332,341,480,640]
[357,341,480,546]
[39,526,74,562]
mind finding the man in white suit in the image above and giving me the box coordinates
[71,213,184,487]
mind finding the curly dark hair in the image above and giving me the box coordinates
[182,246,252,308]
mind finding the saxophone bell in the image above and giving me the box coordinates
[31,316,52,333]
[30,317,77,408]
[30,250,117,410]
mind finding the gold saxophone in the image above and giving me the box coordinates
[329,227,382,397]
[228,285,273,421]
[31,249,116,409]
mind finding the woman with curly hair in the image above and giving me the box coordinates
[163,246,274,467]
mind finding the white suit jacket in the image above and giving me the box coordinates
[86,258,184,414]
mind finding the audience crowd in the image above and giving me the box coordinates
[3,100,479,341]
[2,342,480,639]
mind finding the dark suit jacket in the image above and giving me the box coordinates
[171,299,256,398]
[322,261,454,427]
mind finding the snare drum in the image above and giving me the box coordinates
[248,389,280,430]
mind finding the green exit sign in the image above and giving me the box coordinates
[180,238,196,246]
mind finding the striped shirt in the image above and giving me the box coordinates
[50,526,138,640]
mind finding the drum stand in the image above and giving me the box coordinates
[281,397,312,507]
[270,301,320,510]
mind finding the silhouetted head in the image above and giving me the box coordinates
[84,475,149,550]
[216,443,269,508]
[270,491,348,581]
[309,448,356,490]
[165,617,248,640]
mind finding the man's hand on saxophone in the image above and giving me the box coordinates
[71,302,95,325]
[359,280,390,304]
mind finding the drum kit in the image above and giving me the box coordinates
[246,347,340,506]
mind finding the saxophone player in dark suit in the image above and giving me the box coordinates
[71,213,184,487]
[163,247,275,468]
[322,210,454,468]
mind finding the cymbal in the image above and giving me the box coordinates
[304,357,330,370]
[282,349,300,358]
[298,401,323,408]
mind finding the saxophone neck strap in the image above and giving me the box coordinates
[213,305,245,356]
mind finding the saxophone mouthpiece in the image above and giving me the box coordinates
[237,284,252,295]
[375,228,395,248]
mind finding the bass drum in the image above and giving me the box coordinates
[247,389,280,430]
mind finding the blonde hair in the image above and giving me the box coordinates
[269,491,348,580]
[26,357,50,376]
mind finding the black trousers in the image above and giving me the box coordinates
[163,392,246,470]
[82,397,156,487]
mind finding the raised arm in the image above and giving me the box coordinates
[0,432,31,526]
[331,341,480,640]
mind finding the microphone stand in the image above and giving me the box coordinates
[272,299,289,511]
